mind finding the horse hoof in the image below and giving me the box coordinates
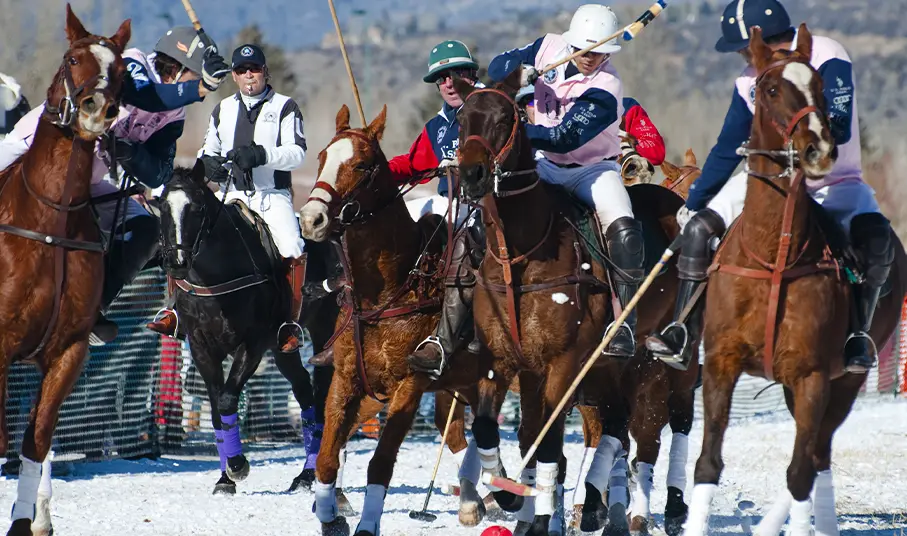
[6,519,32,536]
[664,515,686,536]
[525,515,550,536]
[602,503,631,536]
[484,492,507,521]
[289,468,316,492]
[337,489,357,517]
[321,517,350,536]
[214,472,237,495]
[226,454,250,482]
[664,486,688,536]
[580,484,608,532]
[493,490,525,513]
[514,521,532,536]
[459,479,487,526]
[630,515,651,536]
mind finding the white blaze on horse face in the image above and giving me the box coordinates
[314,138,354,203]
[89,44,115,89]
[167,190,191,264]
[781,62,833,156]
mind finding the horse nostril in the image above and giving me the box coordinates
[804,144,819,165]
[313,213,325,229]
[83,98,97,113]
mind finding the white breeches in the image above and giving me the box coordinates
[536,158,633,229]
[219,188,305,258]
[706,172,880,235]
[405,194,470,228]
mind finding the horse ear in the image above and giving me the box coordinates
[65,4,90,45]
[660,160,681,183]
[366,104,387,142]
[336,105,351,134]
[499,67,523,96]
[684,148,697,167]
[453,78,476,103]
[109,18,132,53]
[748,26,771,72]
[794,23,812,59]
[191,158,206,182]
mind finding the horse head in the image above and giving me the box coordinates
[299,104,390,242]
[44,4,131,140]
[159,159,213,279]
[660,148,700,199]
[748,24,836,180]
[455,69,536,201]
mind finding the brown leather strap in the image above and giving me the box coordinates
[483,194,526,362]
[0,224,103,252]
[174,274,268,296]
[474,272,608,294]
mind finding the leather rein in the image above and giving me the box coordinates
[709,57,840,380]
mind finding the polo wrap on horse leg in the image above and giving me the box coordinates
[408,230,477,378]
[278,253,307,353]
[603,216,645,358]
[845,212,894,372]
[647,208,725,368]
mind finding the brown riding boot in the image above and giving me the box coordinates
[146,276,181,338]
[278,254,307,353]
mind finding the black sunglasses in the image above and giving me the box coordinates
[233,65,263,75]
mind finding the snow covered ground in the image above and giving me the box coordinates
[0,397,904,535]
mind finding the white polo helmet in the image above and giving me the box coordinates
[562,4,622,54]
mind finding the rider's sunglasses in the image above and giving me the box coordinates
[570,46,608,59]
[435,68,475,85]
[233,64,263,75]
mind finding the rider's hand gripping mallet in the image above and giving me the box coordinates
[409,392,460,522]
[179,0,218,53]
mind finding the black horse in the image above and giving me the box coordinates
[158,161,339,495]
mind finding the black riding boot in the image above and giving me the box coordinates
[92,215,161,346]
[646,208,726,369]
[844,213,894,374]
[407,232,476,378]
[603,217,645,358]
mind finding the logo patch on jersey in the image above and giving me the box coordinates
[544,68,557,84]
[263,111,277,123]
[436,125,447,145]
[241,46,254,57]
[749,85,756,103]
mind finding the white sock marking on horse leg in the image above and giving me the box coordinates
[38,451,52,498]
[585,435,622,498]
[608,455,630,509]
[313,478,339,523]
[167,190,191,265]
[667,433,689,491]
[516,468,537,523]
[812,470,838,536]
[755,489,793,536]
[355,484,387,535]
[685,483,718,536]
[782,62,832,154]
[89,44,115,89]
[11,456,42,521]
[572,446,596,507]
[787,496,813,536]
[630,461,654,519]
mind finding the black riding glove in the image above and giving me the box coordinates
[201,49,230,92]
[227,143,268,171]
[201,154,229,183]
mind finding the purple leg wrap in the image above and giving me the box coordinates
[214,428,227,472]
[301,407,322,471]
[220,413,243,458]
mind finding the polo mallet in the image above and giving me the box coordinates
[538,0,668,77]
[179,0,218,54]
[409,392,460,522]
[482,236,683,495]
[326,0,367,127]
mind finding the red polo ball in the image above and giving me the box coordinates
[480,526,513,536]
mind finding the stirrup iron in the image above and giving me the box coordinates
[656,322,689,363]
[151,308,180,339]
[277,321,304,348]
[413,335,448,379]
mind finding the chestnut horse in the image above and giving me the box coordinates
[0,6,130,536]
[683,26,907,536]
[298,105,490,536]
[453,72,700,536]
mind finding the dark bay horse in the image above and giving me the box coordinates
[298,104,491,536]
[158,162,327,495]
[0,7,130,536]
[683,26,907,536]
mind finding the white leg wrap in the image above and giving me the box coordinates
[787,497,813,536]
[684,483,718,536]
[812,470,838,536]
[756,490,793,536]
[630,461,654,518]
[535,462,559,517]
[572,447,596,507]
[458,439,481,486]
[11,456,42,521]
[355,484,387,535]
[313,478,339,523]
[608,456,630,509]
[478,446,502,492]
[516,468,537,523]
[667,433,689,491]
[585,435,622,496]
[38,451,53,498]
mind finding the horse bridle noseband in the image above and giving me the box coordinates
[43,38,120,129]
[736,57,822,184]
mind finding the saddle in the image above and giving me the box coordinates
[226,198,284,272]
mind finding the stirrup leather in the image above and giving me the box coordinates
[413,335,448,379]
[150,308,179,338]
[656,322,689,363]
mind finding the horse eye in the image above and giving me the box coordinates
[354,164,370,172]
[68,57,78,66]
[767,86,778,97]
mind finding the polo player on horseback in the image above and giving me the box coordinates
[486,3,655,358]
[646,0,892,374]
[149,44,309,354]
[0,27,230,345]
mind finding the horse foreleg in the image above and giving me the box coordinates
[686,351,741,536]
[568,405,600,532]
[11,341,87,536]
[514,372,544,535]
[471,370,518,512]
[275,350,319,492]
[664,368,696,536]
[353,380,422,536]
[314,372,364,532]
[216,346,261,483]
[629,376,670,536]
[192,345,232,494]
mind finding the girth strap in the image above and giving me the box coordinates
[174,274,269,297]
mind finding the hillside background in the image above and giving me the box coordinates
[2,0,906,234]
